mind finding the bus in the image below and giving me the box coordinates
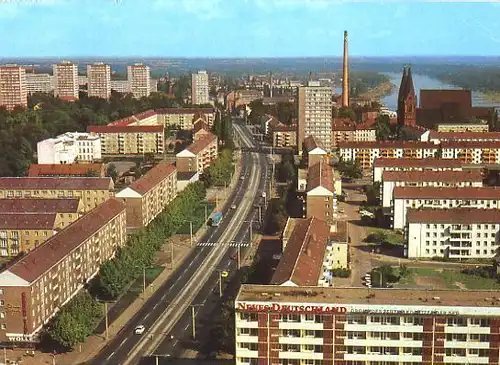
[210,212,223,227]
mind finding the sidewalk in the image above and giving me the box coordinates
[12,152,244,365]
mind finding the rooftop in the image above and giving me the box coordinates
[127,163,176,195]
[373,158,462,169]
[155,107,214,114]
[236,284,500,308]
[303,135,325,153]
[28,163,104,177]
[307,162,335,193]
[441,140,500,149]
[0,199,81,213]
[186,133,217,154]
[0,177,113,190]
[0,213,58,230]
[393,186,500,200]
[87,125,164,134]
[2,198,126,284]
[271,217,330,286]
[382,169,483,183]
[193,120,209,134]
[408,208,500,224]
[338,141,436,149]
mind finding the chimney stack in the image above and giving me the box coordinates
[269,72,273,98]
[342,30,349,108]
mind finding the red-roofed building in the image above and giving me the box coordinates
[373,157,464,182]
[441,140,500,165]
[176,133,218,174]
[156,108,215,130]
[0,198,127,343]
[115,163,177,229]
[87,125,164,155]
[193,120,211,141]
[305,162,340,226]
[331,117,376,147]
[271,122,297,148]
[27,163,105,178]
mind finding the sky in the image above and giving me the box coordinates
[1,0,500,57]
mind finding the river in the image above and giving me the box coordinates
[336,72,500,113]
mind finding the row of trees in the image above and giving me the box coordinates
[44,181,207,350]
[247,99,297,125]
[202,149,235,187]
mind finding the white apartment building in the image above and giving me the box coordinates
[127,63,151,99]
[407,208,500,259]
[0,65,28,111]
[37,132,102,164]
[372,158,463,183]
[235,285,500,365]
[26,73,54,94]
[421,131,500,144]
[298,81,333,153]
[191,70,209,105]
[381,170,483,208]
[339,142,438,170]
[87,62,111,99]
[156,108,215,129]
[392,186,500,230]
[441,141,500,165]
[53,61,79,100]
[110,80,130,94]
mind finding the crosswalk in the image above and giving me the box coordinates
[197,242,250,247]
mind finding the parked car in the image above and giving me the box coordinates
[231,204,237,209]
[134,325,146,335]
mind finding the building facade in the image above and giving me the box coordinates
[407,208,500,259]
[302,136,327,169]
[235,285,500,365]
[272,124,297,148]
[331,118,376,147]
[176,133,218,174]
[0,65,28,111]
[339,142,438,170]
[156,108,215,129]
[305,162,338,226]
[372,158,463,183]
[115,163,177,229]
[298,82,333,153]
[87,125,164,155]
[191,70,209,105]
[53,61,79,100]
[436,123,489,133]
[392,186,500,230]
[26,73,54,95]
[0,198,126,343]
[110,80,130,94]
[87,62,111,100]
[441,141,500,165]
[127,64,151,99]
[0,177,114,213]
[37,132,102,164]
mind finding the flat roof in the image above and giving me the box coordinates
[236,285,500,308]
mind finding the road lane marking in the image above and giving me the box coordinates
[106,352,115,361]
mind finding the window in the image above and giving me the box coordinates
[0,324,5,330]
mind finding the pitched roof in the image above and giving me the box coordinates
[133,109,157,121]
[0,199,81,213]
[193,120,209,134]
[28,164,104,177]
[373,157,462,169]
[338,141,436,149]
[127,163,176,195]
[270,217,330,286]
[186,133,217,154]
[382,169,483,183]
[0,177,113,190]
[303,135,325,152]
[307,162,335,193]
[430,131,500,141]
[0,213,58,230]
[441,140,500,149]
[87,125,164,133]
[393,186,500,200]
[332,118,356,131]
[407,208,500,224]
[420,89,472,110]
[398,66,415,102]
[155,108,214,115]
[4,198,126,284]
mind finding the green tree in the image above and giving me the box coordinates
[337,107,356,121]
[106,163,118,182]
[335,160,363,180]
[375,114,393,140]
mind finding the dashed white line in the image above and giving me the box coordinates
[106,351,115,361]
[118,338,127,349]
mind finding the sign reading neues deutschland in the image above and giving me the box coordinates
[237,303,347,314]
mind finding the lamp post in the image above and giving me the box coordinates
[135,265,155,298]
[190,304,204,339]
[96,299,116,341]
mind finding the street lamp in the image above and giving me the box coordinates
[190,304,204,339]
[182,220,194,247]
[96,299,116,341]
[135,265,155,299]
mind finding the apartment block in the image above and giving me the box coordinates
[441,141,500,165]
[235,284,500,365]
[339,141,438,170]
[0,198,84,229]
[272,124,297,148]
[156,108,215,129]
[302,136,327,168]
[28,163,105,178]
[407,208,500,260]
[0,177,114,213]
[37,132,102,164]
[193,120,211,141]
[191,70,209,105]
[372,158,463,183]
[87,125,164,155]
[26,73,54,95]
[331,118,376,147]
[110,80,129,94]
[87,63,111,100]
[0,198,126,343]
[0,213,62,257]
[53,61,79,100]
[421,131,500,145]
[305,162,338,226]
[115,163,177,229]
[176,133,218,174]
[226,90,263,111]
[298,81,333,153]
[436,122,489,132]
[127,63,151,99]
[392,186,500,230]
[0,65,28,111]
[381,170,483,208]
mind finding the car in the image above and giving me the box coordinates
[134,325,146,335]
[240,176,245,180]
[231,253,238,260]
[231,204,237,209]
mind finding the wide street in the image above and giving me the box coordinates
[90,121,269,365]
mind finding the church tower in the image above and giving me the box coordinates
[397,65,417,127]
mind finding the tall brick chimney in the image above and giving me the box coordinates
[341,30,349,108]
